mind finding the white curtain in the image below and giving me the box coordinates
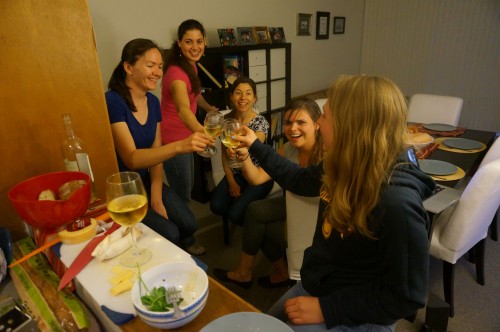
[361,0,499,131]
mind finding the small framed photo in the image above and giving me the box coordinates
[254,26,271,44]
[316,11,330,40]
[269,27,286,44]
[217,28,236,46]
[333,16,346,34]
[297,13,312,36]
[236,27,256,45]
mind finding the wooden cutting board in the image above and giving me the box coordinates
[60,225,195,316]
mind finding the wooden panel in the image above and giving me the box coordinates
[0,0,118,240]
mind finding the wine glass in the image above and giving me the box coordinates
[197,111,224,158]
[220,118,243,169]
[106,171,152,267]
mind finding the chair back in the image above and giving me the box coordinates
[315,98,327,110]
[285,191,319,280]
[479,137,500,168]
[210,139,226,186]
[407,94,463,126]
[430,159,500,263]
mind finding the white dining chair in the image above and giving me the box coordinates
[429,158,500,317]
[314,98,328,110]
[407,94,463,126]
[479,137,500,168]
[285,191,319,280]
[478,137,500,241]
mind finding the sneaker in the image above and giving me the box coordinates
[185,242,206,256]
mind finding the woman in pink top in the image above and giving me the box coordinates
[161,19,217,255]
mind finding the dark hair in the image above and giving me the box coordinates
[283,97,323,165]
[165,19,206,95]
[229,76,257,95]
[108,38,162,112]
[227,77,257,117]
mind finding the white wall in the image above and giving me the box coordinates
[87,0,365,98]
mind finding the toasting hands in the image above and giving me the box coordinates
[178,132,214,153]
[232,126,258,148]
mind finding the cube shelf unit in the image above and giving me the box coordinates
[197,43,291,147]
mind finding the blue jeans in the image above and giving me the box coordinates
[268,282,396,332]
[210,173,274,226]
[141,175,197,248]
[163,153,194,204]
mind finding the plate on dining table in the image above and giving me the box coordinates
[423,123,457,132]
[442,138,482,150]
[200,312,293,332]
[418,159,458,176]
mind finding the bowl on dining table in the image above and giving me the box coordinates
[131,261,209,329]
[407,132,434,150]
[7,171,91,232]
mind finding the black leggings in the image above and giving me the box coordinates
[242,196,286,262]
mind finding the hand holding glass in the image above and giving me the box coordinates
[197,111,224,157]
[106,171,151,267]
[220,118,243,169]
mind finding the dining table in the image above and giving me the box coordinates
[59,224,260,332]
[421,127,496,188]
[120,276,259,331]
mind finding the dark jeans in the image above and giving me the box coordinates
[163,153,194,204]
[210,173,274,226]
[242,196,286,262]
[141,175,197,248]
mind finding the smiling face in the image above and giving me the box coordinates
[231,83,256,114]
[284,108,319,150]
[124,48,163,93]
[177,29,206,64]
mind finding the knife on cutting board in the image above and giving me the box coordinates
[58,222,121,290]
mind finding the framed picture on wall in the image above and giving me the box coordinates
[333,16,346,34]
[297,13,312,36]
[316,11,330,40]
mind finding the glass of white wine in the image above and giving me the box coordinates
[220,118,243,169]
[197,111,224,158]
[106,171,151,267]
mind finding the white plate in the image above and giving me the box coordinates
[423,123,457,132]
[200,312,293,332]
[418,159,458,176]
[443,138,482,150]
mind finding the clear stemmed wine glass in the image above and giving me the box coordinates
[197,111,224,158]
[220,118,243,169]
[106,171,152,267]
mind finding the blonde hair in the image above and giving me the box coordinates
[322,75,408,238]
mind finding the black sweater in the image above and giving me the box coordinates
[249,140,435,328]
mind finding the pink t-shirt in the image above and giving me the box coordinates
[160,65,199,144]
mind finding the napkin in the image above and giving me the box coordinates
[416,143,439,160]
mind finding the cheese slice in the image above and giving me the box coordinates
[110,279,133,296]
[110,269,134,286]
